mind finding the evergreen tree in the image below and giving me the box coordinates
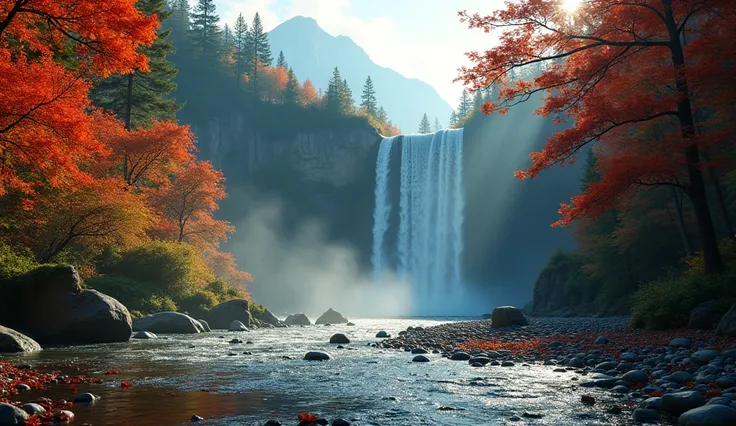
[91,0,179,129]
[190,0,222,63]
[473,89,484,111]
[433,117,442,132]
[245,12,273,97]
[418,113,432,134]
[449,111,458,128]
[233,13,248,89]
[222,24,233,50]
[284,67,299,104]
[376,106,388,123]
[165,0,192,54]
[360,75,377,117]
[457,89,472,119]
[276,51,288,69]
[326,67,353,115]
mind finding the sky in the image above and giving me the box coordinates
[204,0,506,108]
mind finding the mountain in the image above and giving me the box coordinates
[268,16,453,132]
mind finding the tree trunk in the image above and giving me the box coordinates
[670,187,694,256]
[663,0,723,273]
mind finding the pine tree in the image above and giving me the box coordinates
[433,117,442,132]
[245,12,273,97]
[233,13,248,89]
[418,113,432,134]
[165,0,192,55]
[360,75,377,117]
[284,67,299,104]
[341,78,354,113]
[473,89,484,111]
[90,0,179,129]
[276,51,288,69]
[222,24,233,49]
[457,89,472,119]
[190,0,222,63]
[376,106,388,123]
[449,111,458,128]
[327,67,347,114]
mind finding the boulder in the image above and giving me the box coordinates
[0,403,28,425]
[329,333,350,344]
[132,331,157,339]
[315,308,349,325]
[283,313,310,326]
[413,355,430,362]
[0,326,41,353]
[662,391,706,415]
[252,308,282,327]
[0,265,132,345]
[133,312,202,334]
[691,349,720,365]
[688,300,720,330]
[205,299,251,329]
[716,304,736,336]
[491,306,529,328]
[376,331,390,338]
[228,320,248,332]
[303,351,331,361]
[678,405,736,426]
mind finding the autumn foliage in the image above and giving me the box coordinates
[457,0,736,272]
[0,0,252,298]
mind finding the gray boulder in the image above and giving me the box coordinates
[0,265,132,345]
[678,404,736,426]
[688,300,719,330]
[662,391,706,415]
[133,312,202,334]
[205,299,251,329]
[0,326,41,353]
[716,304,736,336]
[376,331,390,338]
[329,333,350,344]
[228,320,248,331]
[491,306,529,328]
[692,349,720,365]
[0,403,28,425]
[315,308,348,325]
[252,308,282,327]
[284,313,311,326]
[303,351,331,361]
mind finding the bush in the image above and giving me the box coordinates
[178,291,219,318]
[0,242,38,281]
[104,241,214,300]
[141,294,178,313]
[250,302,266,317]
[687,238,736,275]
[631,270,736,329]
[87,274,168,313]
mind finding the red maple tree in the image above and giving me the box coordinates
[456,0,736,273]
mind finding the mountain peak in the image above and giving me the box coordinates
[268,17,452,130]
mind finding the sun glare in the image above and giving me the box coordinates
[561,0,583,14]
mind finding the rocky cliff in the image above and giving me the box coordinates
[194,113,381,188]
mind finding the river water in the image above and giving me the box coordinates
[5,318,614,425]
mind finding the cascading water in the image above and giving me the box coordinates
[372,129,465,315]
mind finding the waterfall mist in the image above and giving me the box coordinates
[224,189,413,318]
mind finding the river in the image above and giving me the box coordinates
[5,318,609,425]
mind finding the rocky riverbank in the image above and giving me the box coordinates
[375,316,736,425]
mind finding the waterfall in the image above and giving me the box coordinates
[372,129,465,314]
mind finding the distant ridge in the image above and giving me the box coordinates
[268,16,453,131]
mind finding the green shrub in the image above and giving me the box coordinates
[178,291,219,318]
[631,270,736,329]
[250,302,266,316]
[0,242,38,281]
[104,241,214,300]
[141,294,178,313]
[87,274,178,313]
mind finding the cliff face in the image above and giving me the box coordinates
[194,113,381,187]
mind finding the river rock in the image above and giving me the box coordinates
[413,355,430,362]
[670,337,692,348]
[688,300,719,330]
[284,313,311,326]
[633,408,661,423]
[332,419,350,426]
[376,331,390,338]
[73,393,99,404]
[132,331,157,339]
[691,349,720,365]
[411,348,428,354]
[490,306,528,328]
[206,299,251,329]
[228,320,249,332]
[133,312,202,334]
[706,397,734,406]
[53,410,74,422]
[450,352,471,361]
[315,308,349,325]
[0,265,132,345]
[716,304,736,336]
[622,370,648,384]
[329,333,350,344]
[21,403,45,415]
[304,351,331,361]
[252,308,282,327]
[662,391,706,415]
[678,404,736,426]
[0,403,28,425]
[0,325,41,353]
